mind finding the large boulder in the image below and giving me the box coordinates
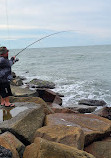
[78,99,107,106]
[49,103,79,114]
[45,113,111,146]
[11,85,38,97]
[67,105,97,113]
[23,137,95,158]
[36,88,62,105]
[9,96,55,114]
[92,107,111,120]
[84,137,111,158]
[0,102,45,144]
[34,125,84,150]
[27,78,55,89]
[0,139,19,158]
[0,132,25,158]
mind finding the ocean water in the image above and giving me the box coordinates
[10,45,111,107]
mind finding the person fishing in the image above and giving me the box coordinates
[0,46,18,107]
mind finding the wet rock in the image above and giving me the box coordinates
[45,113,111,146]
[67,105,97,113]
[0,102,45,144]
[78,99,107,106]
[84,137,111,158]
[36,88,62,105]
[92,107,111,120]
[0,145,12,158]
[49,103,79,114]
[55,92,64,97]
[28,78,55,89]
[11,85,39,97]
[23,137,95,158]
[9,96,55,114]
[11,77,23,86]
[0,132,25,158]
[34,125,84,150]
[0,140,19,158]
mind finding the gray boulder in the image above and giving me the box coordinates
[27,78,55,89]
[11,85,39,97]
[0,102,45,144]
[67,104,97,113]
[78,99,107,106]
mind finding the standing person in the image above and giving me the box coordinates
[0,46,17,107]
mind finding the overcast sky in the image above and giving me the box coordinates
[0,0,111,48]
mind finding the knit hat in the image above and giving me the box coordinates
[0,46,9,55]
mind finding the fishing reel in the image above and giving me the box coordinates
[15,58,19,62]
[11,56,19,63]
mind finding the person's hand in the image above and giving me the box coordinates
[11,56,15,61]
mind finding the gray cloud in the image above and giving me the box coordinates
[0,0,111,47]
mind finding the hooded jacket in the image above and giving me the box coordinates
[0,57,14,83]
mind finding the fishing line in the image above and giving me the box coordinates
[15,30,69,57]
[5,0,11,48]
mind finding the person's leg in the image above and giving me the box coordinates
[4,96,15,107]
[1,82,15,107]
[1,96,5,105]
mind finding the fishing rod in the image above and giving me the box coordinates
[15,31,68,57]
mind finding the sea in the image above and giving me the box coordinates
[10,45,111,107]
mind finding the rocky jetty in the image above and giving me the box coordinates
[0,96,110,158]
[0,73,111,158]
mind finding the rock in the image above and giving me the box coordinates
[67,105,97,113]
[0,145,12,158]
[45,113,111,146]
[28,78,55,89]
[55,92,64,97]
[84,137,111,158]
[9,96,55,114]
[11,78,23,86]
[49,103,79,114]
[0,132,25,158]
[11,85,39,97]
[92,107,111,120]
[0,140,19,158]
[0,102,45,144]
[78,99,107,106]
[36,88,62,105]
[9,96,47,107]
[23,137,95,158]
[34,125,84,150]
[53,95,62,105]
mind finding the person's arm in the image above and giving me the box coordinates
[0,57,12,77]
[9,56,15,66]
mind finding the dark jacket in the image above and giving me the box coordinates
[0,57,14,83]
